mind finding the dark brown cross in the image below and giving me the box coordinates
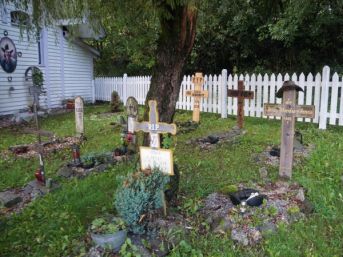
[264,81,315,179]
[228,80,254,129]
[134,100,176,148]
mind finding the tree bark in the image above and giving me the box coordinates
[143,3,197,145]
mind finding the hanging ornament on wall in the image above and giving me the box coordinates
[0,36,17,73]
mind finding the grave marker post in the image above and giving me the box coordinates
[227,80,254,129]
[186,72,208,123]
[264,81,315,179]
[75,96,84,137]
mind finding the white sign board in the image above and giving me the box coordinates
[75,96,84,136]
[140,146,174,175]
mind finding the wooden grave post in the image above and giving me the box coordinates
[227,80,254,129]
[134,100,177,175]
[134,100,177,216]
[264,81,315,179]
[75,96,84,137]
[186,72,208,123]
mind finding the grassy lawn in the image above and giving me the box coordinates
[0,104,342,257]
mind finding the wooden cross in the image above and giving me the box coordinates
[186,72,208,123]
[228,80,254,129]
[264,81,315,179]
[134,100,176,148]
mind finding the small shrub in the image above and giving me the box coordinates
[287,205,300,215]
[220,184,238,194]
[114,168,170,234]
[90,216,126,234]
[110,91,122,112]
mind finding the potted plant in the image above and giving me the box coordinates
[90,216,127,251]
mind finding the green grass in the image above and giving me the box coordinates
[0,104,343,257]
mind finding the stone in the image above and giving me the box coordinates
[231,229,249,246]
[86,246,103,257]
[58,165,73,178]
[295,188,305,202]
[300,199,314,215]
[259,167,268,179]
[0,191,22,208]
[250,228,262,243]
[213,216,231,234]
[257,222,277,234]
[93,164,109,173]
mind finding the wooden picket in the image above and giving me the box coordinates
[93,66,343,130]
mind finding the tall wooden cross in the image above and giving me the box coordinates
[228,80,254,129]
[264,81,315,179]
[186,72,208,123]
[134,100,177,148]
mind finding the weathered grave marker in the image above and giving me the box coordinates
[264,81,315,179]
[186,72,208,123]
[75,96,84,137]
[126,96,139,134]
[134,100,177,175]
[228,80,254,129]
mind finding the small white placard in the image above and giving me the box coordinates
[140,146,174,175]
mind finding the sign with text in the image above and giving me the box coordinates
[140,147,174,175]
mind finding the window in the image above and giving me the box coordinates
[37,29,46,66]
[1,6,8,23]
[10,10,30,26]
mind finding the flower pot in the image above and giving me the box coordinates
[66,102,74,109]
[91,230,127,251]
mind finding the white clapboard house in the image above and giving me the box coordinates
[0,2,103,116]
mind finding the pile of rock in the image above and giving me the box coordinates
[199,181,313,246]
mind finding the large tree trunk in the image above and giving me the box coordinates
[143,4,197,145]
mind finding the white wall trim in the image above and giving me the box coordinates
[59,29,65,100]
[42,27,51,108]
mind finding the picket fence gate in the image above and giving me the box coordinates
[94,66,343,130]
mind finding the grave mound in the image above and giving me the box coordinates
[199,181,313,246]
[187,126,242,150]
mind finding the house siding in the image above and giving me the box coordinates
[0,3,95,116]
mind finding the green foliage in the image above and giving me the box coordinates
[189,0,343,74]
[220,184,238,194]
[169,240,203,257]
[179,197,202,216]
[90,216,126,234]
[32,67,44,87]
[81,151,113,166]
[110,91,122,112]
[114,168,170,234]
[162,134,173,149]
[119,238,141,257]
[287,205,301,215]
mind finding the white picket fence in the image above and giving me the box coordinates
[94,66,343,130]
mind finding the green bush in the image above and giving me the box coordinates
[110,91,122,112]
[114,168,170,234]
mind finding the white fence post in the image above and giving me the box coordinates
[221,69,228,118]
[91,79,95,103]
[123,73,128,105]
[319,66,330,129]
